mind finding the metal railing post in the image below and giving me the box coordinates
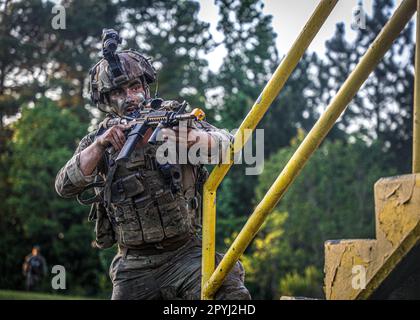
[202,0,417,299]
[413,0,420,172]
[201,0,339,299]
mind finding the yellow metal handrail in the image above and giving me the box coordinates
[413,0,420,172]
[201,0,418,300]
[201,0,339,299]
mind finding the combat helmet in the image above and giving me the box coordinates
[88,29,157,114]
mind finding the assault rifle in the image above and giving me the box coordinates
[102,100,205,163]
[76,100,205,206]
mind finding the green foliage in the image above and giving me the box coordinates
[0,0,412,299]
[279,266,323,298]
[214,0,278,128]
[121,0,215,120]
[0,0,216,296]
[213,1,332,249]
[320,0,415,172]
[0,0,55,124]
[49,0,120,114]
[214,0,280,246]
[2,98,105,295]
[245,134,396,299]
[240,210,290,299]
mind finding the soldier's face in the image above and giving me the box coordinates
[109,81,147,116]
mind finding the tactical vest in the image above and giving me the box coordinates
[96,141,202,250]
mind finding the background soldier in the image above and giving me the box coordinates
[55,29,250,300]
[22,245,47,291]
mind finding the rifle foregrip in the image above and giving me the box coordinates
[116,123,148,163]
[116,136,137,163]
[148,123,165,145]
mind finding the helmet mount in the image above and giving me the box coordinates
[101,29,128,86]
[88,28,157,113]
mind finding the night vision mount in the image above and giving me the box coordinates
[101,28,128,86]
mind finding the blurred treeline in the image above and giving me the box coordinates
[0,0,415,299]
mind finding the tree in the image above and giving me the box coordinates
[321,0,415,172]
[0,1,226,294]
[4,98,106,294]
[247,133,396,299]
[119,0,215,119]
[213,0,278,128]
[213,0,325,246]
[0,0,56,128]
[0,0,59,290]
[211,0,277,245]
[50,0,120,118]
[279,266,323,298]
[239,210,291,299]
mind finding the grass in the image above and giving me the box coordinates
[0,289,100,300]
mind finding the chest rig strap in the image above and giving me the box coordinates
[103,158,119,209]
[76,180,105,206]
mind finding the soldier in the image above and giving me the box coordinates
[22,245,47,291]
[55,29,250,300]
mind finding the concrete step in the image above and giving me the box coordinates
[323,174,420,300]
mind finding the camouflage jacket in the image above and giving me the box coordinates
[55,119,233,199]
[55,118,233,250]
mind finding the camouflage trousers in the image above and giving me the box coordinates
[109,236,251,300]
[25,273,42,291]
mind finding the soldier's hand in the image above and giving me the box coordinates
[96,124,129,151]
[161,126,214,149]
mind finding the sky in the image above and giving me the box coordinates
[197,0,407,71]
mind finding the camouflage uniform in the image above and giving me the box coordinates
[22,250,47,291]
[55,121,250,300]
[55,30,250,300]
